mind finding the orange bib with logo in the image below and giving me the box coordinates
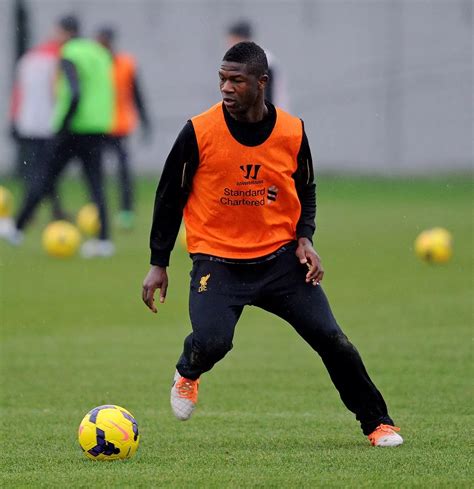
[111,53,137,136]
[185,103,302,259]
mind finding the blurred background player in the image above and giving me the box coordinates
[9,29,67,221]
[227,19,289,110]
[96,26,152,230]
[0,15,115,258]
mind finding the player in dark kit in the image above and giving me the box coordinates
[142,42,403,447]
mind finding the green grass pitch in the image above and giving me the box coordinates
[0,175,472,488]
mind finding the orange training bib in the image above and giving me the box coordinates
[184,103,303,259]
[111,53,137,136]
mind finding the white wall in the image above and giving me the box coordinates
[0,0,472,175]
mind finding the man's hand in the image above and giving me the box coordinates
[142,265,168,313]
[295,237,324,286]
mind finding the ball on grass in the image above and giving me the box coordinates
[76,203,100,237]
[78,405,140,461]
[414,227,452,263]
[0,185,14,218]
[42,220,81,258]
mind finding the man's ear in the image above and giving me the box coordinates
[258,74,269,90]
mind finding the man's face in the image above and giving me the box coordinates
[53,26,73,45]
[96,34,112,51]
[219,61,266,117]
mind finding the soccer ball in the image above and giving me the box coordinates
[414,227,453,263]
[42,220,81,258]
[78,405,140,461]
[0,185,13,217]
[76,203,100,236]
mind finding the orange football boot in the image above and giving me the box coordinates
[368,424,403,447]
[170,370,200,421]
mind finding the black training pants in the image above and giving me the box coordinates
[16,133,110,240]
[106,136,133,212]
[18,137,64,219]
[176,244,394,435]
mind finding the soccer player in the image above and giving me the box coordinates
[96,26,152,230]
[142,42,403,447]
[10,32,66,221]
[1,15,115,257]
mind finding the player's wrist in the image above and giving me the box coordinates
[297,236,312,246]
[150,251,170,267]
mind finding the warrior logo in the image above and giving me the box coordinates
[240,164,261,180]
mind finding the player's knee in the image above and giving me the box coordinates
[320,332,357,356]
[191,336,233,366]
[205,336,233,360]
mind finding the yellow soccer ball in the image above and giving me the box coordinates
[42,220,81,258]
[0,185,14,218]
[414,227,453,263]
[78,405,140,461]
[76,203,100,236]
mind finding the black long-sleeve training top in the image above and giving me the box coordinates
[149,102,316,267]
